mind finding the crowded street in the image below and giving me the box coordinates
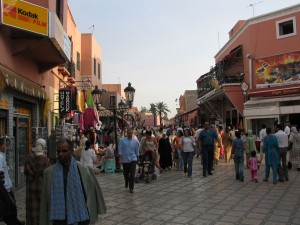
[2,157,300,225]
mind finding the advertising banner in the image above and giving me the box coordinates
[1,0,48,36]
[255,51,300,88]
[59,89,71,115]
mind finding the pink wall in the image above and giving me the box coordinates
[216,9,300,89]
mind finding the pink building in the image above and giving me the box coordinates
[197,3,300,132]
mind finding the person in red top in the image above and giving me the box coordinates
[173,130,183,170]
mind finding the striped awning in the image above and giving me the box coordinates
[0,65,46,99]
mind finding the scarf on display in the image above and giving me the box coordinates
[50,157,89,224]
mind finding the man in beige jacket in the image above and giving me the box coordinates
[40,139,106,225]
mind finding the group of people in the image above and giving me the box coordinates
[0,137,106,225]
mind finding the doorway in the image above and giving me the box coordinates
[13,116,29,188]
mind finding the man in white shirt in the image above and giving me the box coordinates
[284,121,291,136]
[259,124,267,162]
[274,124,289,182]
[194,125,203,158]
[0,138,24,225]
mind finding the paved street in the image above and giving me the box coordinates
[2,157,300,225]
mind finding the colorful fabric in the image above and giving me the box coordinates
[248,156,259,171]
[86,89,94,108]
[77,91,85,113]
[50,157,89,224]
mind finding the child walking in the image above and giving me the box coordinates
[248,151,259,182]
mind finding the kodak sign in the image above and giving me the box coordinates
[1,0,48,36]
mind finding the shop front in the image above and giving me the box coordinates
[0,66,46,189]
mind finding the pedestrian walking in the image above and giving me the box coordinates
[245,130,256,168]
[262,128,280,184]
[80,140,98,171]
[199,122,221,177]
[213,126,222,165]
[259,124,267,162]
[222,127,233,163]
[158,131,173,170]
[39,138,106,225]
[232,131,245,182]
[248,150,260,182]
[24,138,50,225]
[288,126,300,171]
[180,129,196,178]
[274,123,289,181]
[119,128,140,193]
[0,138,25,225]
[173,130,184,170]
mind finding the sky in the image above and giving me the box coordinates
[69,0,300,118]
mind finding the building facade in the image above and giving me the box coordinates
[197,3,300,133]
[0,0,103,189]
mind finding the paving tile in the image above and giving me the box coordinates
[268,215,290,223]
[170,216,194,224]
[219,215,241,223]
[240,218,263,225]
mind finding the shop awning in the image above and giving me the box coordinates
[244,96,300,118]
[0,64,46,99]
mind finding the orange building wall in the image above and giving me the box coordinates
[102,84,126,99]
[216,8,300,89]
[67,7,82,81]
[81,34,102,87]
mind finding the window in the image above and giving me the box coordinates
[98,63,101,79]
[56,0,63,22]
[276,17,296,39]
[76,52,80,71]
[93,58,96,75]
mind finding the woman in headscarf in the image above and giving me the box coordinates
[24,138,50,225]
[262,128,280,184]
[222,127,233,163]
[288,126,300,171]
[245,130,256,168]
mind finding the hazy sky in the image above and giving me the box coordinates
[69,0,299,117]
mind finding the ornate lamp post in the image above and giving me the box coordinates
[124,82,135,108]
[118,100,127,131]
[91,85,102,110]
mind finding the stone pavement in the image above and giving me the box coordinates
[1,157,300,225]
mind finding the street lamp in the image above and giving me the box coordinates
[124,82,135,108]
[118,100,127,131]
[91,85,102,109]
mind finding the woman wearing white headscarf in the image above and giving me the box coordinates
[289,127,300,171]
[24,138,50,225]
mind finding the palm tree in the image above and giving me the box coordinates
[149,103,157,126]
[156,102,170,126]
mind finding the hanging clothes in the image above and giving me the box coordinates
[86,89,94,108]
[83,108,97,130]
[77,91,85,113]
[70,86,78,110]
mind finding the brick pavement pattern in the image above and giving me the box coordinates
[1,157,300,225]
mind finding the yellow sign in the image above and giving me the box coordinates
[1,0,48,36]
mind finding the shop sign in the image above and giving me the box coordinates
[59,89,71,114]
[0,99,9,109]
[49,12,71,61]
[110,96,116,108]
[254,51,300,88]
[249,87,300,97]
[1,0,48,36]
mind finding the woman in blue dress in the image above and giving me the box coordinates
[262,127,280,184]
